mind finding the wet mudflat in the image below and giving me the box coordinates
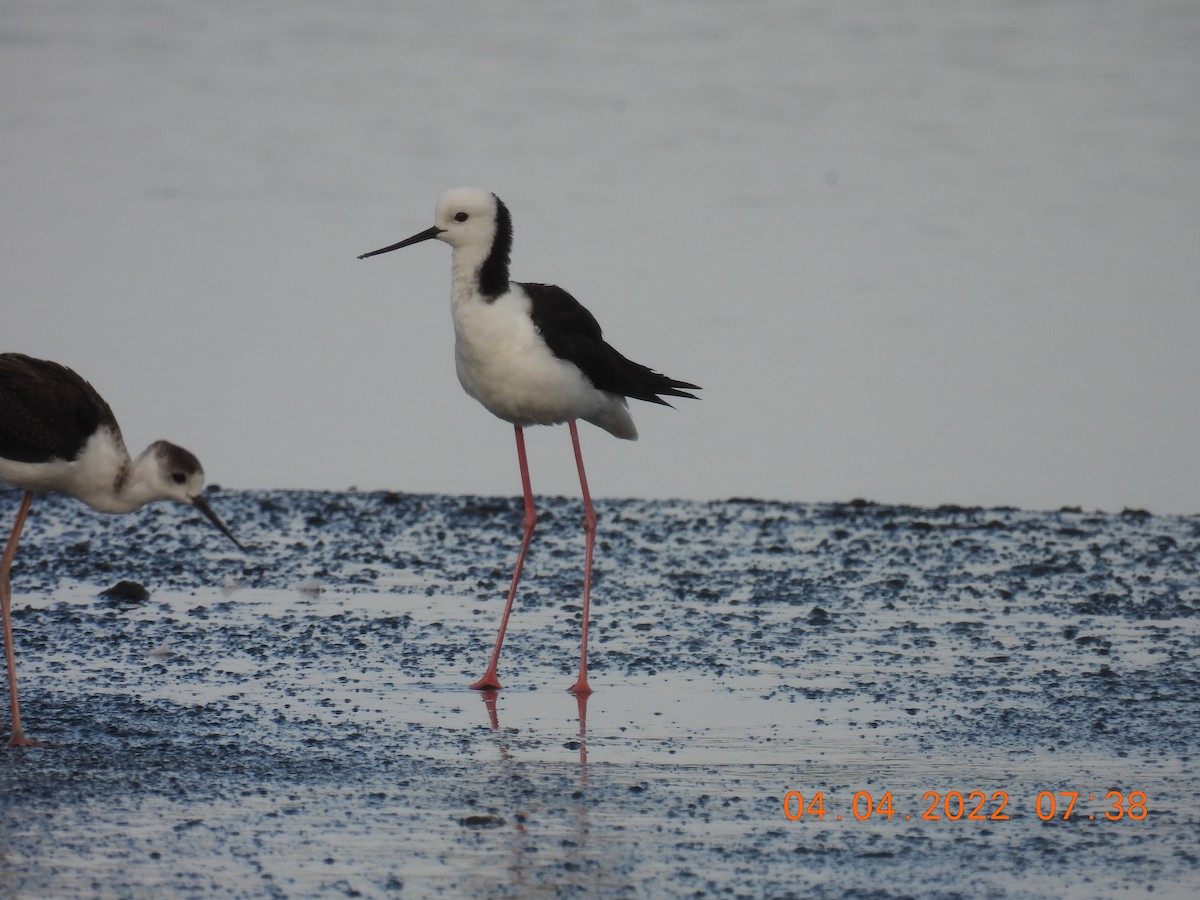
[2,489,1198,898]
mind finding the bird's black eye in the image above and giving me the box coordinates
[454,212,469,222]
[171,472,187,485]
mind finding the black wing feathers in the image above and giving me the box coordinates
[521,283,700,405]
[0,353,117,464]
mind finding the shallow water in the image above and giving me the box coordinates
[2,489,1198,897]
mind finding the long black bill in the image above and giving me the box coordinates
[192,495,245,551]
[358,225,444,260]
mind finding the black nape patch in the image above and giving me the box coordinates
[478,195,513,299]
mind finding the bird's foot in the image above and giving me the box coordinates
[471,673,502,691]
[567,679,593,696]
[7,733,48,748]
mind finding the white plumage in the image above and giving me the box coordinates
[451,281,637,438]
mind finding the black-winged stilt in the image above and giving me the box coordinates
[1,352,242,746]
[359,188,699,694]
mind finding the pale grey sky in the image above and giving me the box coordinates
[4,1,1198,512]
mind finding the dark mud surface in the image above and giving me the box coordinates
[2,488,1198,898]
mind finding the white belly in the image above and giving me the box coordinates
[0,427,134,512]
[453,291,605,427]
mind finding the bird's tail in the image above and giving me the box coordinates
[619,356,701,407]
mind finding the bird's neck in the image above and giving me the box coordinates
[63,429,138,513]
[71,428,150,514]
[112,450,169,511]
[449,234,511,307]
[450,247,486,303]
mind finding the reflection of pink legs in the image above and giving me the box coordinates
[567,421,594,696]
[472,427,536,692]
[3,491,44,747]
[480,690,501,731]
[478,690,586,768]
[576,691,590,770]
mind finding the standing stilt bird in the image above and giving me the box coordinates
[359,188,699,694]
[0,353,242,746]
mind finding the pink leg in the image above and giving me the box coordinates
[567,421,595,695]
[471,426,537,691]
[3,491,43,747]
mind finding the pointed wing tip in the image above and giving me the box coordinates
[665,384,701,402]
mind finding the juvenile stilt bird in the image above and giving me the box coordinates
[359,188,699,694]
[0,353,242,746]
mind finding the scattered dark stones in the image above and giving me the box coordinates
[2,487,1198,896]
[98,580,150,606]
[459,815,506,828]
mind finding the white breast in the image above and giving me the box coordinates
[451,285,608,428]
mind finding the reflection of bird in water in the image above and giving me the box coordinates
[360,188,699,694]
[1,353,242,746]
[474,690,592,894]
[479,691,589,769]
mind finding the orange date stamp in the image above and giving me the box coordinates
[782,790,1149,822]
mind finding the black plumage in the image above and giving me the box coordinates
[522,282,700,406]
[477,195,513,299]
[478,195,699,406]
[0,353,118,465]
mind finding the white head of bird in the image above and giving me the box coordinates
[432,187,503,250]
[126,440,209,508]
[358,188,511,296]
[74,437,241,548]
